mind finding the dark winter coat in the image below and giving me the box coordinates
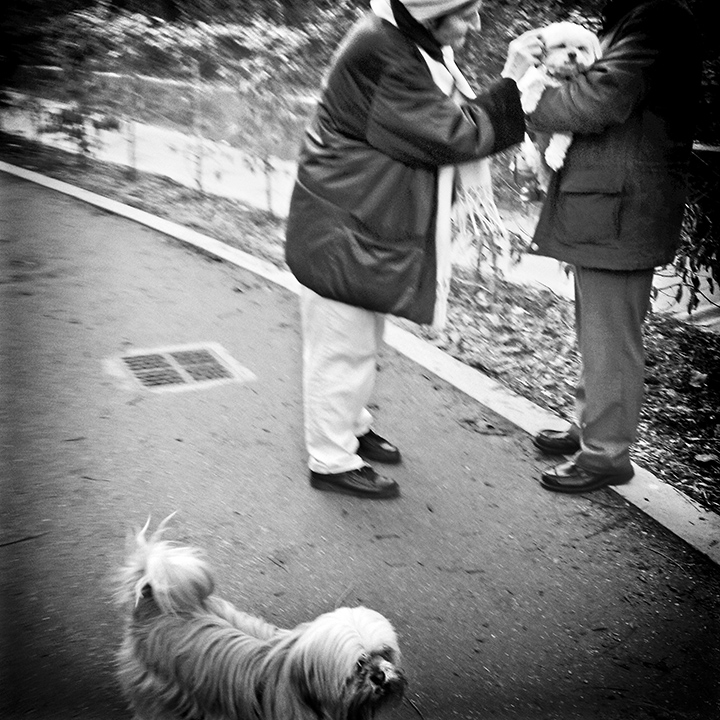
[529,0,701,270]
[284,9,524,325]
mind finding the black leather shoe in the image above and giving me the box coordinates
[533,429,581,455]
[540,460,634,494]
[357,430,401,464]
[310,465,400,499]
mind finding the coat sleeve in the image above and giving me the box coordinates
[318,15,524,169]
[528,7,662,135]
[366,58,524,167]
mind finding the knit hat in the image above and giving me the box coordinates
[401,0,478,22]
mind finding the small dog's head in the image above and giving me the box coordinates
[349,647,407,709]
[540,22,600,79]
[284,606,406,717]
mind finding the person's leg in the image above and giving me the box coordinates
[572,266,654,473]
[539,266,653,493]
[352,314,385,438]
[300,287,382,474]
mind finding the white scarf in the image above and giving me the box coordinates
[371,0,506,329]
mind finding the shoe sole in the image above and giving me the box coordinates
[310,476,400,499]
[540,469,634,494]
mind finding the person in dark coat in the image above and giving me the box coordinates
[526,0,702,492]
[285,0,542,498]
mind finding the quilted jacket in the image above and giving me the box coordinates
[528,0,701,270]
[284,10,524,324]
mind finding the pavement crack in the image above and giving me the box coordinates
[0,530,50,547]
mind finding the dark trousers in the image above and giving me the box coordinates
[571,265,654,473]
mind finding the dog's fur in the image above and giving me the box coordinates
[116,516,406,720]
[515,22,601,196]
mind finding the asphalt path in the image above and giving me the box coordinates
[1,173,719,720]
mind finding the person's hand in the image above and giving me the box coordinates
[501,29,544,82]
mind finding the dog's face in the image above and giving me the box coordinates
[350,648,407,706]
[540,22,600,79]
[287,607,406,717]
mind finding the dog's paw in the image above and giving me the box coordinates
[544,147,564,170]
[544,133,573,170]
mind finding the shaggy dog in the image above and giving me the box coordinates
[116,516,406,720]
[515,21,602,197]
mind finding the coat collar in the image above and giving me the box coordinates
[371,0,445,62]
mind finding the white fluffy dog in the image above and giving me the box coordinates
[515,21,601,196]
[116,516,406,720]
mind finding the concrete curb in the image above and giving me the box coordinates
[4,160,719,566]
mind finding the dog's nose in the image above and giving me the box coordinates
[567,50,576,61]
[370,668,386,686]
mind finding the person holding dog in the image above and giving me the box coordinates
[523,0,702,492]
[285,0,543,498]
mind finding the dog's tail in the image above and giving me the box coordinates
[118,513,214,615]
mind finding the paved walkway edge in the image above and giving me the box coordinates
[4,159,718,566]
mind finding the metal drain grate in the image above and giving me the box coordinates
[122,354,186,387]
[170,349,234,382]
[110,343,255,392]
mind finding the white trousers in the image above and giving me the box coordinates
[300,287,386,474]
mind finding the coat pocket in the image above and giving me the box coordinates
[330,218,425,316]
[555,169,624,247]
[286,181,427,320]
